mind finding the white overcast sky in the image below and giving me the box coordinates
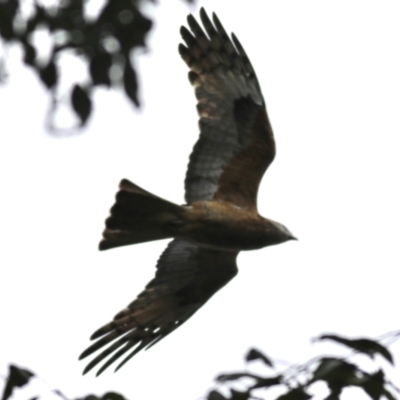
[1,1,400,400]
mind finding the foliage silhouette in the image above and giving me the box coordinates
[0,0,190,132]
[206,332,400,400]
[2,332,399,400]
[1,365,34,400]
[1,365,128,400]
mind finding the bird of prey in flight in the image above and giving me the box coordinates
[80,8,296,376]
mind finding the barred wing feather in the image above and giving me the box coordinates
[80,239,238,375]
[180,8,276,209]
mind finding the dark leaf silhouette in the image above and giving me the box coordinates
[318,334,394,365]
[123,59,139,107]
[75,392,129,400]
[90,52,112,86]
[39,61,58,89]
[1,365,34,400]
[245,348,274,368]
[0,0,18,40]
[355,369,399,400]
[360,370,386,400]
[207,390,227,400]
[22,42,36,66]
[311,357,361,393]
[79,396,98,400]
[229,389,250,400]
[251,376,282,390]
[102,393,128,400]
[324,394,340,400]
[71,84,92,126]
[276,388,312,400]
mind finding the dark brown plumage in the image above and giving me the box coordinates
[80,8,295,376]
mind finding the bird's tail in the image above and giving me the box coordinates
[99,179,185,251]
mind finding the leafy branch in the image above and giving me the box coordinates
[0,0,155,132]
[2,332,399,400]
[207,331,400,400]
[0,364,129,400]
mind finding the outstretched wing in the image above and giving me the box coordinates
[80,239,238,375]
[180,8,275,210]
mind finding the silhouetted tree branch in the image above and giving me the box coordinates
[0,364,129,400]
[206,332,400,400]
[2,332,399,400]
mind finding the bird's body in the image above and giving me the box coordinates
[80,8,295,376]
[183,201,291,251]
[101,179,292,253]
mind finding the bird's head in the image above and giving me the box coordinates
[265,219,297,245]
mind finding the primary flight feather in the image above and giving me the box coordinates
[80,8,295,376]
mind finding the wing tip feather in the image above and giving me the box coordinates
[188,71,200,86]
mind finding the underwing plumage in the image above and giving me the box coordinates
[80,8,296,376]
